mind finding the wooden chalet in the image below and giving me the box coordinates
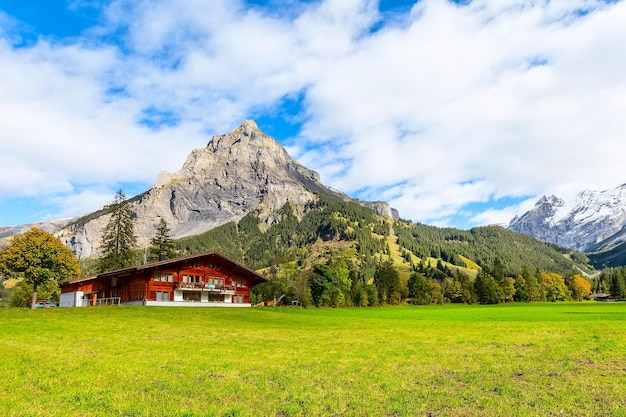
[59,251,268,307]
[590,293,616,302]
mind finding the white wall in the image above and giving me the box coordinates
[59,291,85,307]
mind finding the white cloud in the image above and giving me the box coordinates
[296,0,626,225]
[468,197,538,227]
[1,0,625,228]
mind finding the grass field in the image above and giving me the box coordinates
[1,303,625,417]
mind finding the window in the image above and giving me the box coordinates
[183,292,201,302]
[156,291,163,301]
[182,275,199,283]
[231,278,246,288]
[154,272,174,282]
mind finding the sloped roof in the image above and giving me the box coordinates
[62,251,268,286]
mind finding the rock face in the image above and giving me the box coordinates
[509,184,626,252]
[358,200,400,220]
[56,120,398,258]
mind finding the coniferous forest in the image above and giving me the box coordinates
[168,194,618,307]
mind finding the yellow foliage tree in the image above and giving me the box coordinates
[541,273,570,302]
[0,228,80,309]
[570,274,592,301]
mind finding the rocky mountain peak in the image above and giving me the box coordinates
[509,184,626,252]
[536,195,564,208]
[54,120,398,259]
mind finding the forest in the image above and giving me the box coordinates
[169,195,621,307]
[3,193,625,308]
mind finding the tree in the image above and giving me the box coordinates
[541,273,570,302]
[0,227,80,309]
[474,270,500,304]
[149,218,177,261]
[513,274,529,302]
[310,259,352,307]
[374,258,400,304]
[9,279,60,307]
[407,271,443,305]
[408,271,427,303]
[569,274,592,301]
[99,190,138,272]
[499,277,516,303]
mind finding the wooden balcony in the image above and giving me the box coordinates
[174,282,235,293]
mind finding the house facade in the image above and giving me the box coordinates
[59,251,268,307]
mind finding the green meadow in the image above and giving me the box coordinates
[1,303,625,417]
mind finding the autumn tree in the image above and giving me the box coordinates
[0,227,80,309]
[568,274,592,301]
[99,190,138,272]
[149,218,177,261]
[499,277,516,303]
[541,273,570,302]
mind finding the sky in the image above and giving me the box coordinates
[1,0,625,229]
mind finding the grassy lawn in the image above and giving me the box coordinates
[1,303,625,417]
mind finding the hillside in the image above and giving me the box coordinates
[133,194,593,282]
[588,242,626,269]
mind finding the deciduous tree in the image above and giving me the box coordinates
[569,274,592,301]
[541,273,570,302]
[0,227,80,309]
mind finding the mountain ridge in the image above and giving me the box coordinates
[509,183,626,252]
[3,120,398,258]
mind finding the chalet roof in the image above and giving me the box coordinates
[62,251,268,286]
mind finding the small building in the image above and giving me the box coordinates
[590,293,616,302]
[59,251,268,307]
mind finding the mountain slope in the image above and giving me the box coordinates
[161,198,591,280]
[509,184,626,252]
[56,120,397,259]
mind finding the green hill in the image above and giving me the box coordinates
[174,194,590,276]
[74,193,597,307]
[170,195,595,305]
[588,241,626,269]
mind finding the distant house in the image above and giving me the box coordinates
[59,251,268,307]
[590,293,616,302]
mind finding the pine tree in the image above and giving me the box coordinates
[149,218,177,261]
[98,190,137,272]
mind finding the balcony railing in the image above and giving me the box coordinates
[91,297,121,306]
[174,282,236,292]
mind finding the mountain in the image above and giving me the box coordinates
[55,120,398,259]
[509,184,626,252]
[2,119,593,279]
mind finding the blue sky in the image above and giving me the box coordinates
[1,0,625,228]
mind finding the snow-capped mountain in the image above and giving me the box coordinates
[509,184,626,252]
